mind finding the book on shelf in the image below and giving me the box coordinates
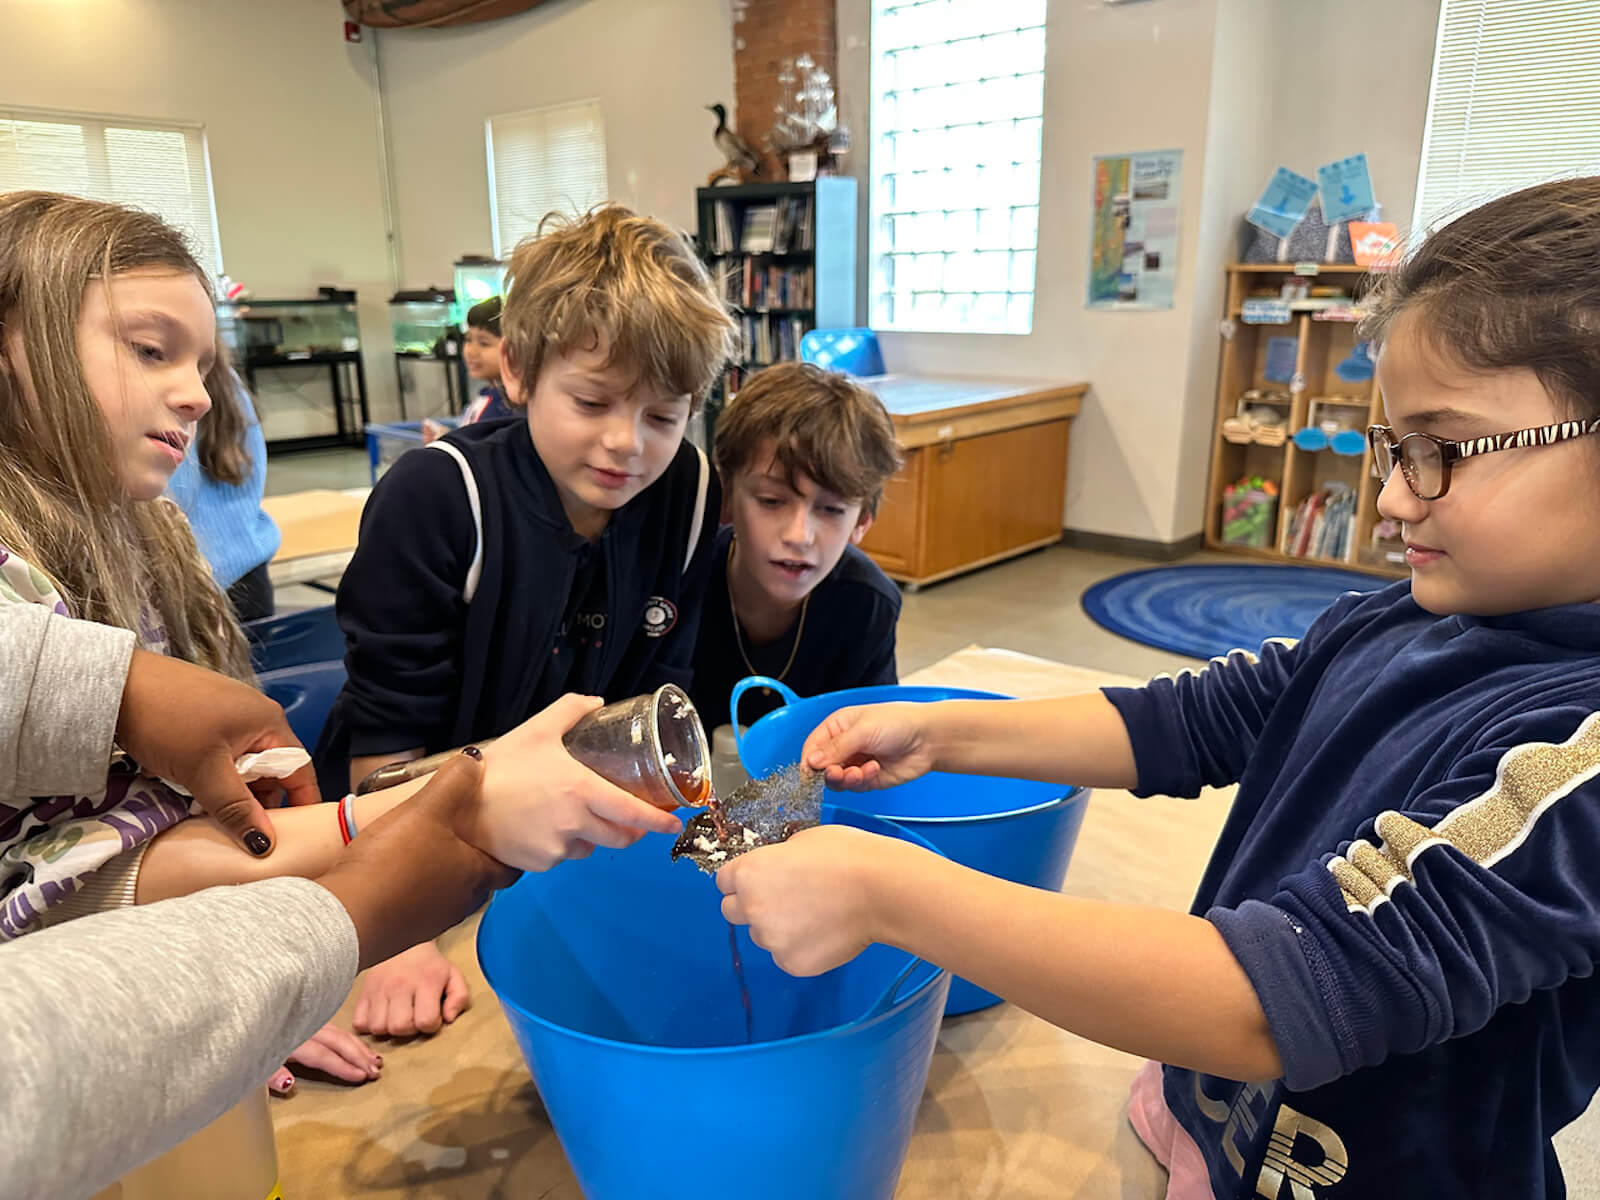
[720,364,748,399]
[1283,483,1356,562]
[771,194,813,252]
[736,312,811,368]
[704,192,817,259]
[740,205,778,253]
[717,260,815,310]
[708,200,738,255]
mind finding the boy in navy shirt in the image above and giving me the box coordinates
[691,362,903,732]
[317,205,734,1036]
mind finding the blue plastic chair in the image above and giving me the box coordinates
[244,606,344,674]
[799,328,885,377]
[259,660,346,752]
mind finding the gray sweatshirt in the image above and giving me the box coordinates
[0,607,361,1200]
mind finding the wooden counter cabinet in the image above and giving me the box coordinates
[858,376,1087,588]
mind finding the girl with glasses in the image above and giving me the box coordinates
[716,177,1600,1199]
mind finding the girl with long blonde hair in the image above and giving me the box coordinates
[0,191,683,1091]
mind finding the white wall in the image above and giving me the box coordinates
[375,0,734,289]
[1269,0,1440,236]
[839,0,1441,544]
[0,0,1439,519]
[1171,0,1288,543]
[843,0,1224,543]
[0,0,401,425]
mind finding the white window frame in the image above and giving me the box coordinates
[1412,0,1600,237]
[0,104,223,275]
[485,98,610,259]
[867,0,1048,335]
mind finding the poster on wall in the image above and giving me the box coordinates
[1088,149,1183,310]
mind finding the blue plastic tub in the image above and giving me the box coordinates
[479,806,951,1200]
[364,416,459,484]
[733,677,1090,1016]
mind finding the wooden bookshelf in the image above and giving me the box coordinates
[1204,263,1407,578]
[694,179,857,431]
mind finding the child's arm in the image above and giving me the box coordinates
[736,700,1600,1092]
[718,829,1282,1082]
[804,692,1141,791]
[134,695,681,904]
[807,596,1367,798]
[2,604,135,800]
[3,605,317,853]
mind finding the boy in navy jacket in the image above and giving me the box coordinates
[317,205,734,1036]
[690,362,904,731]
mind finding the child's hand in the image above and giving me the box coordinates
[317,751,513,971]
[117,649,320,857]
[466,694,683,872]
[352,942,470,1038]
[716,826,904,976]
[802,702,939,791]
[274,1022,383,1093]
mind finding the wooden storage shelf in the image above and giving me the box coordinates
[1227,262,1373,274]
[694,178,857,425]
[1206,263,1407,579]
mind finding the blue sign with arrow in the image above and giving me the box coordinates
[1317,154,1376,223]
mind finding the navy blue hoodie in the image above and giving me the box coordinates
[314,419,716,798]
[1105,582,1600,1198]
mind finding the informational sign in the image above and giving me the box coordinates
[1317,154,1376,223]
[1088,149,1183,310]
[1241,298,1292,325]
[1247,167,1318,239]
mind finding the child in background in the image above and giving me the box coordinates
[317,204,735,1037]
[421,296,513,443]
[720,178,1600,1197]
[690,361,903,730]
[0,190,681,1087]
[460,296,513,424]
[165,367,281,621]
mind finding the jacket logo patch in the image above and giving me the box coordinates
[642,597,677,638]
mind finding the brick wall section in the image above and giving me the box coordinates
[730,0,836,180]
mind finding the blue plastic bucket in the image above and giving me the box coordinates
[479,806,951,1200]
[733,677,1090,1016]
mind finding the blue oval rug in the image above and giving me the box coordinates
[1081,564,1394,661]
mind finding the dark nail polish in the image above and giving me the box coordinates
[244,830,271,857]
[461,745,483,760]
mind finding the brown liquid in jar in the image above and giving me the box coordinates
[669,766,711,807]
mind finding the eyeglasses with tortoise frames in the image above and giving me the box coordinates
[1367,419,1600,500]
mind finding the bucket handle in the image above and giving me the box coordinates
[863,955,942,1020]
[729,675,801,757]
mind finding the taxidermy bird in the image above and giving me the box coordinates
[707,103,761,184]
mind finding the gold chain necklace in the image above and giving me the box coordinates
[727,537,809,682]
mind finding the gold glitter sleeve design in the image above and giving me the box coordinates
[1327,710,1600,914]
